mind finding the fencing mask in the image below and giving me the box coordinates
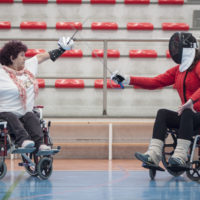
[169,32,198,72]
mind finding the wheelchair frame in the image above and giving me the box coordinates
[149,128,200,181]
[0,106,60,180]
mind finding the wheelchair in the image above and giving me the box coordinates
[148,128,200,181]
[0,106,61,180]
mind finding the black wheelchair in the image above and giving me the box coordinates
[0,106,60,180]
[147,128,200,181]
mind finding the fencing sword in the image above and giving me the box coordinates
[83,43,124,89]
[66,18,124,88]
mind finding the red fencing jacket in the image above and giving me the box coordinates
[130,61,200,112]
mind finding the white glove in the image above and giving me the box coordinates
[58,36,74,50]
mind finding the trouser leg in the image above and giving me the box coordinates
[152,109,180,141]
[144,109,180,165]
[171,109,200,164]
[0,112,30,146]
[20,112,43,149]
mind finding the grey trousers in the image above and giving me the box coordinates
[0,112,43,148]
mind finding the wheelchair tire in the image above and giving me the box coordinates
[149,169,156,180]
[186,160,200,181]
[21,154,38,177]
[0,162,7,180]
[37,157,53,180]
[162,132,185,177]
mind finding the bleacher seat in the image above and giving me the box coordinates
[162,23,189,30]
[37,79,45,88]
[25,49,46,57]
[90,0,116,4]
[22,0,48,3]
[56,0,82,3]
[0,21,11,29]
[56,22,82,30]
[55,79,85,88]
[0,0,13,3]
[166,50,171,58]
[91,22,118,30]
[92,49,120,58]
[20,21,47,29]
[158,0,184,4]
[61,49,83,57]
[94,79,121,89]
[124,0,150,4]
[127,22,154,30]
[129,50,157,58]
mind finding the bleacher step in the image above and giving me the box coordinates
[53,143,149,159]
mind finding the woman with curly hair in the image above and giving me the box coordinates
[0,37,73,151]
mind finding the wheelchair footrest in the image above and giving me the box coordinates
[143,163,165,172]
[36,149,60,156]
[167,165,190,172]
[11,147,36,154]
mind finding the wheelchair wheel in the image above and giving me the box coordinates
[37,157,53,180]
[0,162,7,180]
[21,153,38,177]
[149,169,156,180]
[186,161,200,181]
[162,132,185,177]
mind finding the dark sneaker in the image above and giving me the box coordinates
[168,157,186,167]
[135,152,155,165]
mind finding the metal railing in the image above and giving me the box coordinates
[0,37,199,116]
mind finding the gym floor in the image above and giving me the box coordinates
[0,159,200,200]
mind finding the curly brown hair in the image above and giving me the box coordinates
[0,40,27,66]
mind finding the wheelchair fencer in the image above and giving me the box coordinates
[142,128,200,181]
[0,106,61,180]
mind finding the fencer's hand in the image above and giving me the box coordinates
[177,99,196,116]
[58,36,74,51]
[111,71,125,85]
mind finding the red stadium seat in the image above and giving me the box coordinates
[91,22,118,30]
[127,22,154,30]
[25,49,46,57]
[129,50,157,58]
[0,21,11,29]
[0,0,13,3]
[56,0,82,3]
[22,0,48,3]
[166,50,171,58]
[56,22,82,30]
[92,49,120,58]
[37,79,45,88]
[90,0,116,4]
[162,23,189,30]
[55,79,85,88]
[158,0,184,4]
[20,21,47,29]
[124,0,150,4]
[61,49,83,57]
[94,79,121,89]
